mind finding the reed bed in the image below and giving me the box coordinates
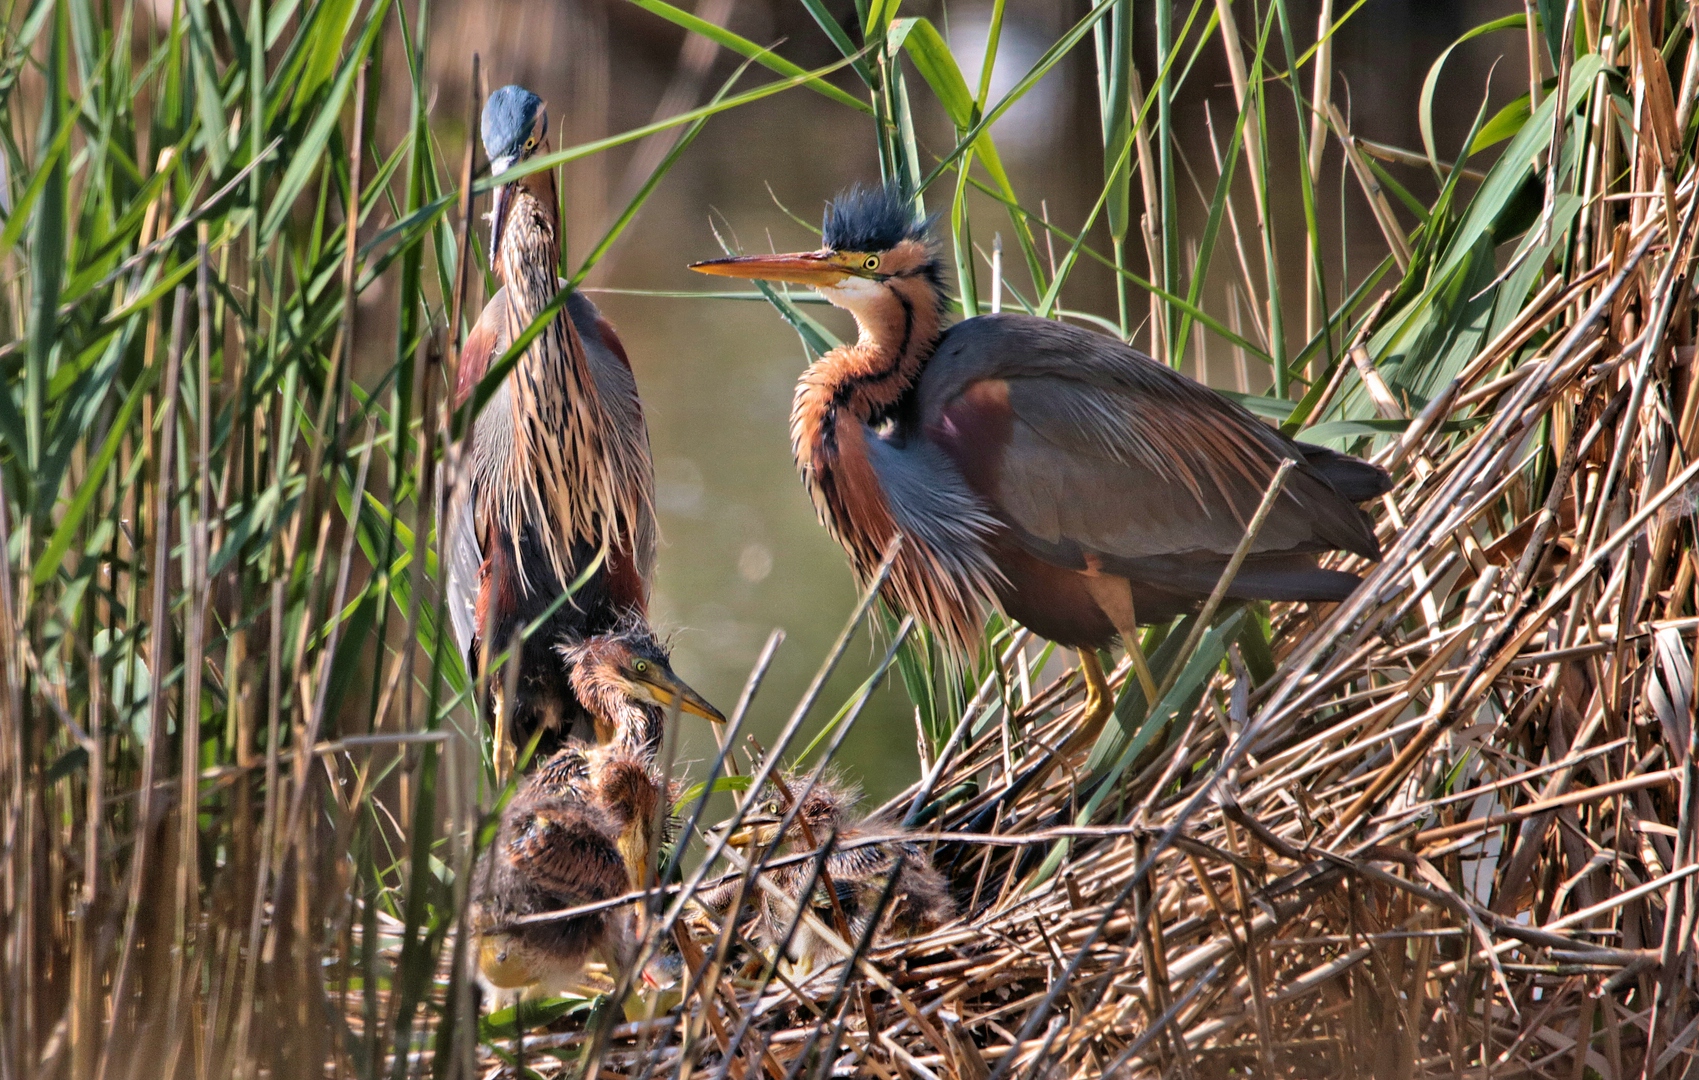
[677,196,1699,1076]
[527,192,1699,1075]
[4,0,1698,1077]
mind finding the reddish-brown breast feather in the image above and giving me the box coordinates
[827,420,901,565]
[604,541,647,616]
[928,378,1013,503]
[592,315,634,373]
[456,303,503,409]
[475,526,521,648]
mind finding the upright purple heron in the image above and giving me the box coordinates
[448,85,660,760]
[693,186,1391,745]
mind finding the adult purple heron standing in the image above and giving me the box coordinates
[692,186,1391,747]
[448,85,658,762]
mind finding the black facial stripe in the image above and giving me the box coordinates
[828,282,916,410]
[893,287,915,358]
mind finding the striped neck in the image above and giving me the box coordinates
[816,272,943,421]
[492,175,625,588]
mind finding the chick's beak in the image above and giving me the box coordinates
[689,250,849,287]
[724,817,779,849]
[637,666,726,723]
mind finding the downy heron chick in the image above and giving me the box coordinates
[703,771,955,976]
[473,741,678,1003]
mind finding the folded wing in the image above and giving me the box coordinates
[920,314,1389,598]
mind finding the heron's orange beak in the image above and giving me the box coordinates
[690,250,850,287]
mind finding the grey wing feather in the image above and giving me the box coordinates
[920,314,1384,565]
[444,475,482,663]
[863,430,1001,579]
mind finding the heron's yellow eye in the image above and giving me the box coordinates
[633,659,649,674]
[523,136,537,151]
[863,255,880,271]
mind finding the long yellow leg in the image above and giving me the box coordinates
[1082,573,1160,704]
[1120,605,1160,706]
[1058,649,1115,759]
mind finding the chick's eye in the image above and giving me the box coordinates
[863,255,880,271]
[633,660,648,673]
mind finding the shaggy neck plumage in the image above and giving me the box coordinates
[570,663,662,753]
[791,270,943,498]
[820,273,943,420]
[494,173,625,588]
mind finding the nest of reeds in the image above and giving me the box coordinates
[472,120,1699,1080]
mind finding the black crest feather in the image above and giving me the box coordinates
[822,185,932,252]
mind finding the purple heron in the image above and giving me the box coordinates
[692,185,1390,743]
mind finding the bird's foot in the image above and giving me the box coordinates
[1058,649,1114,761]
[778,955,816,985]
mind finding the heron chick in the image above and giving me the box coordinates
[703,771,955,976]
[555,619,724,760]
[472,741,679,1006]
[474,626,717,1007]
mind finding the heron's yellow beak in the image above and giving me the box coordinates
[488,183,514,271]
[690,250,850,287]
[724,816,781,849]
[634,666,726,724]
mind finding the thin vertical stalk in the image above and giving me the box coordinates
[1303,0,1334,345]
[1273,0,1329,381]
[449,55,480,353]
[1214,0,1284,390]
[0,462,22,1080]
[1155,0,1179,362]
[1098,0,1134,339]
[98,288,187,1080]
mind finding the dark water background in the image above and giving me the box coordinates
[375,0,1526,801]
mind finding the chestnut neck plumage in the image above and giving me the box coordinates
[569,662,662,755]
[494,169,651,595]
[815,272,942,421]
[788,256,991,654]
[790,268,943,492]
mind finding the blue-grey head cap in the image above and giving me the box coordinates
[481,85,545,175]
